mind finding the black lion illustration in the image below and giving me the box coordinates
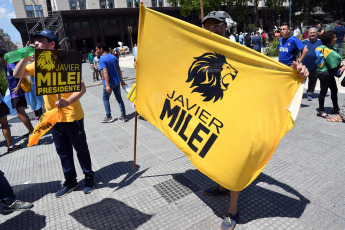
[186,52,238,102]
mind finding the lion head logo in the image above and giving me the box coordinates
[186,52,238,102]
[37,51,57,71]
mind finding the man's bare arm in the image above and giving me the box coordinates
[298,47,308,63]
[103,67,110,87]
[56,82,86,108]
[116,63,125,86]
[13,57,30,79]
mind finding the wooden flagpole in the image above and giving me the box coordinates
[133,110,138,169]
[133,1,143,170]
[200,0,204,28]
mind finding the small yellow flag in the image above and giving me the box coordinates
[136,6,303,191]
[28,108,62,147]
[127,83,136,105]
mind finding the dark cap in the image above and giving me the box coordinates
[202,11,231,24]
[32,29,59,49]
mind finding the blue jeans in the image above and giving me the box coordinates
[102,84,126,118]
[0,170,16,205]
[334,42,343,57]
[51,119,93,185]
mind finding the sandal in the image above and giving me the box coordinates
[327,115,343,122]
[331,109,340,114]
[221,212,239,230]
[317,111,331,119]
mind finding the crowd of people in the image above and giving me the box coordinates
[229,20,345,124]
[230,20,345,59]
[0,11,344,230]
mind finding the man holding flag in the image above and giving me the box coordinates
[135,5,311,229]
[13,30,95,198]
[200,11,309,230]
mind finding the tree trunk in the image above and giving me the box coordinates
[254,0,259,27]
[304,0,310,26]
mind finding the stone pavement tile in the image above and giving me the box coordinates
[69,198,144,230]
[137,205,189,230]
[137,157,198,187]
[264,161,333,201]
[0,210,47,230]
[173,192,217,225]
[327,214,345,230]
[117,186,168,214]
[315,180,345,214]
[188,215,221,230]
[297,204,342,229]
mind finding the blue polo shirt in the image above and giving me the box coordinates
[99,53,121,87]
[278,36,306,66]
[251,35,261,52]
[301,38,323,71]
[333,25,345,43]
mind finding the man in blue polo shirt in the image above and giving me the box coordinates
[333,20,345,57]
[302,27,323,101]
[96,43,128,123]
[278,22,308,66]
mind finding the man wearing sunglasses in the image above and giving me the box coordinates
[201,11,309,230]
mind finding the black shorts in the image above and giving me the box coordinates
[0,102,10,118]
[11,96,27,109]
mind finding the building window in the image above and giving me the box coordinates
[110,19,118,27]
[127,0,133,7]
[25,5,35,17]
[73,22,81,30]
[81,21,90,29]
[79,0,86,9]
[134,0,140,7]
[35,5,44,17]
[100,0,107,8]
[158,0,163,7]
[108,0,114,8]
[102,20,110,28]
[151,0,156,7]
[69,0,77,10]
[70,0,86,10]
[129,18,138,26]
[64,23,69,33]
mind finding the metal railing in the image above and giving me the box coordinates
[24,0,70,50]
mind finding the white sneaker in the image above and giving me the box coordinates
[101,117,115,123]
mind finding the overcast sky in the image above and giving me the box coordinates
[0,0,22,44]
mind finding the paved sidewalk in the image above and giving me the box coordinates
[0,55,345,229]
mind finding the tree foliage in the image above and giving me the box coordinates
[319,0,345,21]
[169,0,345,32]
[265,0,286,14]
[171,0,224,17]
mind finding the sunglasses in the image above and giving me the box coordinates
[205,22,225,31]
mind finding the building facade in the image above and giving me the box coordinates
[0,29,18,51]
[11,0,190,52]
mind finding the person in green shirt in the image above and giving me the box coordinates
[316,31,342,119]
[88,50,96,82]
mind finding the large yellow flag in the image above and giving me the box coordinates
[136,7,304,191]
